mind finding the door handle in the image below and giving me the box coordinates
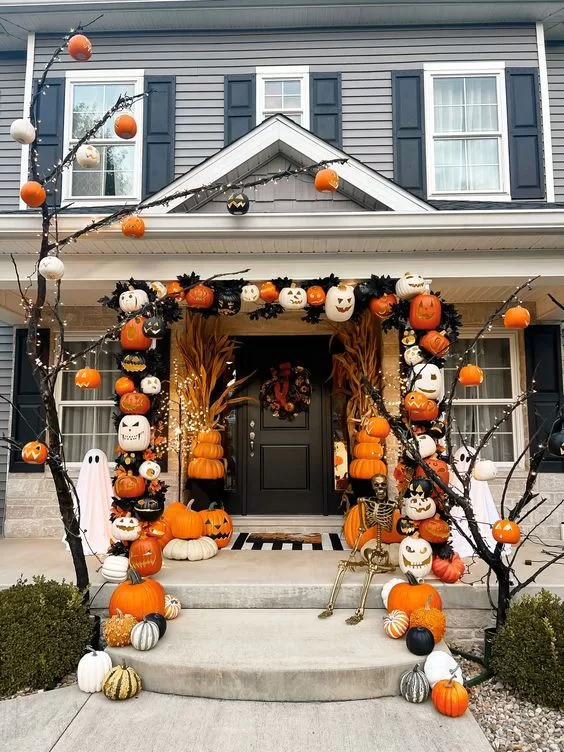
[249,431,255,454]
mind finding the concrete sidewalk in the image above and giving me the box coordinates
[1,685,493,752]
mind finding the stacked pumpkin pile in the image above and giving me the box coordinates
[381,574,469,717]
[160,498,233,561]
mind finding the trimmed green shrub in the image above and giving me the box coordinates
[492,590,564,709]
[0,576,92,697]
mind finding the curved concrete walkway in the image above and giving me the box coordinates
[1,685,493,752]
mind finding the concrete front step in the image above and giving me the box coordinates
[106,608,446,701]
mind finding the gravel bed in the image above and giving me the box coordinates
[459,658,563,752]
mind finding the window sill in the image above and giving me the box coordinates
[427,192,512,202]
[61,197,141,209]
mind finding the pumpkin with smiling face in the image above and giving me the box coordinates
[409,293,442,330]
[325,283,355,322]
[399,535,433,579]
[412,363,444,402]
[279,283,307,311]
[369,293,397,320]
[22,441,48,465]
[306,285,326,307]
[185,283,214,309]
[395,273,427,300]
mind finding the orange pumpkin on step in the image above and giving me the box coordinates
[109,567,165,620]
[167,499,204,540]
[349,458,387,480]
[129,536,162,576]
[387,572,442,616]
[343,504,403,548]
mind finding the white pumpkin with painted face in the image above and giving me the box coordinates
[110,516,141,542]
[140,375,161,395]
[241,284,260,303]
[325,283,355,322]
[150,281,168,299]
[38,256,65,281]
[279,283,307,310]
[399,536,433,578]
[404,345,425,366]
[118,415,151,452]
[395,273,428,300]
[407,433,437,460]
[139,460,161,481]
[412,363,444,401]
[76,144,101,168]
[403,495,437,521]
[119,289,149,313]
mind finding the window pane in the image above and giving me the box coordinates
[264,80,282,96]
[434,76,498,134]
[434,77,464,133]
[467,138,500,191]
[61,340,121,400]
[452,405,515,462]
[434,138,500,192]
[262,78,302,115]
[465,77,498,131]
[445,337,513,399]
[71,144,135,197]
[72,82,134,139]
[263,111,302,124]
[434,139,466,191]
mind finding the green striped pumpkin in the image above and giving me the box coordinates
[102,664,142,700]
[399,663,431,703]
[130,618,159,651]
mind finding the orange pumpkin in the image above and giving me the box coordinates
[115,473,146,499]
[168,499,204,540]
[410,594,447,642]
[114,113,137,140]
[353,442,384,460]
[185,283,214,309]
[416,459,450,496]
[387,573,442,616]
[306,285,326,306]
[365,416,390,438]
[120,316,152,351]
[193,441,224,460]
[349,458,387,480]
[432,677,468,717]
[504,305,530,329]
[259,281,279,303]
[67,33,92,61]
[187,457,225,479]
[197,429,222,445]
[145,517,174,549]
[129,536,162,576]
[343,505,403,548]
[22,441,48,465]
[419,330,450,357]
[119,391,151,415]
[121,216,145,238]
[75,367,101,389]
[198,502,233,548]
[432,553,465,583]
[492,518,520,544]
[369,293,397,320]
[167,281,185,300]
[419,514,451,544]
[458,364,484,387]
[20,181,46,208]
[356,430,382,444]
[109,567,165,620]
[314,168,339,192]
[404,391,428,412]
[409,293,442,330]
[115,376,136,396]
[408,398,439,423]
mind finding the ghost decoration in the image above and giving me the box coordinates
[279,284,307,311]
[139,460,161,481]
[150,281,168,299]
[119,289,149,313]
[140,375,161,395]
[119,415,151,452]
[241,284,260,303]
[395,273,428,300]
[399,536,433,578]
[325,283,355,322]
[74,450,113,554]
[411,363,444,402]
[404,345,425,366]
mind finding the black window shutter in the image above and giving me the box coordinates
[33,78,65,207]
[392,71,426,198]
[224,74,255,145]
[143,75,176,198]
[10,328,50,473]
[524,324,563,472]
[506,68,545,199]
[310,73,341,148]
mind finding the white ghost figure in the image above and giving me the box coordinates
[449,445,508,557]
[74,449,113,555]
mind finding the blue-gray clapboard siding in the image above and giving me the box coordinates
[546,44,564,202]
[0,323,14,535]
[0,54,26,211]
[32,25,538,184]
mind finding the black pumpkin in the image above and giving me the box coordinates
[133,497,164,522]
[429,419,446,439]
[142,316,165,339]
[406,627,435,656]
[145,612,167,638]
[122,352,147,373]
[405,478,433,499]
[396,516,418,537]
[217,289,241,316]
[547,416,564,457]
[354,281,372,306]
[226,192,250,215]
[115,451,143,473]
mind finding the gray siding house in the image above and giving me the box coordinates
[0,0,561,539]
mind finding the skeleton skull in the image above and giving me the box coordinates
[370,473,388,502]
[118,415,151,452]
[399,536,433,578]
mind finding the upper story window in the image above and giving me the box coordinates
[256,66,310,128]
[424,63,510,200]
[63,70,144,204]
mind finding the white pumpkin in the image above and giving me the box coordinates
[404,345,425,366]
[407,433,437,460]
[395,273,428,300]
[399,536,433,578]
[472,459,497,481]
[110,516,141,542]
[403,495,437,522]
[130,619,160,651]
[279,283,307,310]
[38,256,65,281]
[119,289,149,313]
[77,647,112,693]
[380,577,405,609]
[412,363,444,401]
[76,144,101,168]
[139,460,161,480]
[118,415,151,452]
[325,283,355,322]
[150,281,168,299]
[241,284,260,303]
[140,376,161,395]
[10,118,36,145]
[163,536,218,561]
[424,651,463,688]
[100,555,129,583]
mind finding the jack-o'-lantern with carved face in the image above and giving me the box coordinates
[399,536,433,578]
[120,316,152,351]
[22,441,48,465]
[121,353,147,374]
[279,284,307,311]
[409,293,442,330]
[118,415,151,452]
[142,316,165,339]
[139,460,161,480]
[140,375,161,395]
[111,515,141,542]
[369,293,397,320]
[403,484,437,521]
[241,284,260,303]
[325,283,355,322]
[119,289,149,314]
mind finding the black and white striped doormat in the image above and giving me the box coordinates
[225,532,348,551]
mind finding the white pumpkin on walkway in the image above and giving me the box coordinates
[77,647,112,693]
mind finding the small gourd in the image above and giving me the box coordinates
[399,663,431,704]
[164,594,182,620]
[130,618,160,651]
[383,609,409,639]
[102,664,142,701]
[103,609,137,647]
[77,647,112,693]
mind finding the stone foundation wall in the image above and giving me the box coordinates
[444,609,496,652]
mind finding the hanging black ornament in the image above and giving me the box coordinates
[217,288,241,316]
[547,415,564,457]
[226,192,250,215]
[142,316,166,339]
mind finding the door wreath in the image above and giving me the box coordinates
[259,362,312,420]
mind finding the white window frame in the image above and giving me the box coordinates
[423,62,511,201]
[448,328,524,469]
[56,332,120,468]
[256,66,310,128]
[62,69,144,207]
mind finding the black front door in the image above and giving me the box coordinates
[236,336,334,515]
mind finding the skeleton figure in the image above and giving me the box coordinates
[319,474,396,625]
